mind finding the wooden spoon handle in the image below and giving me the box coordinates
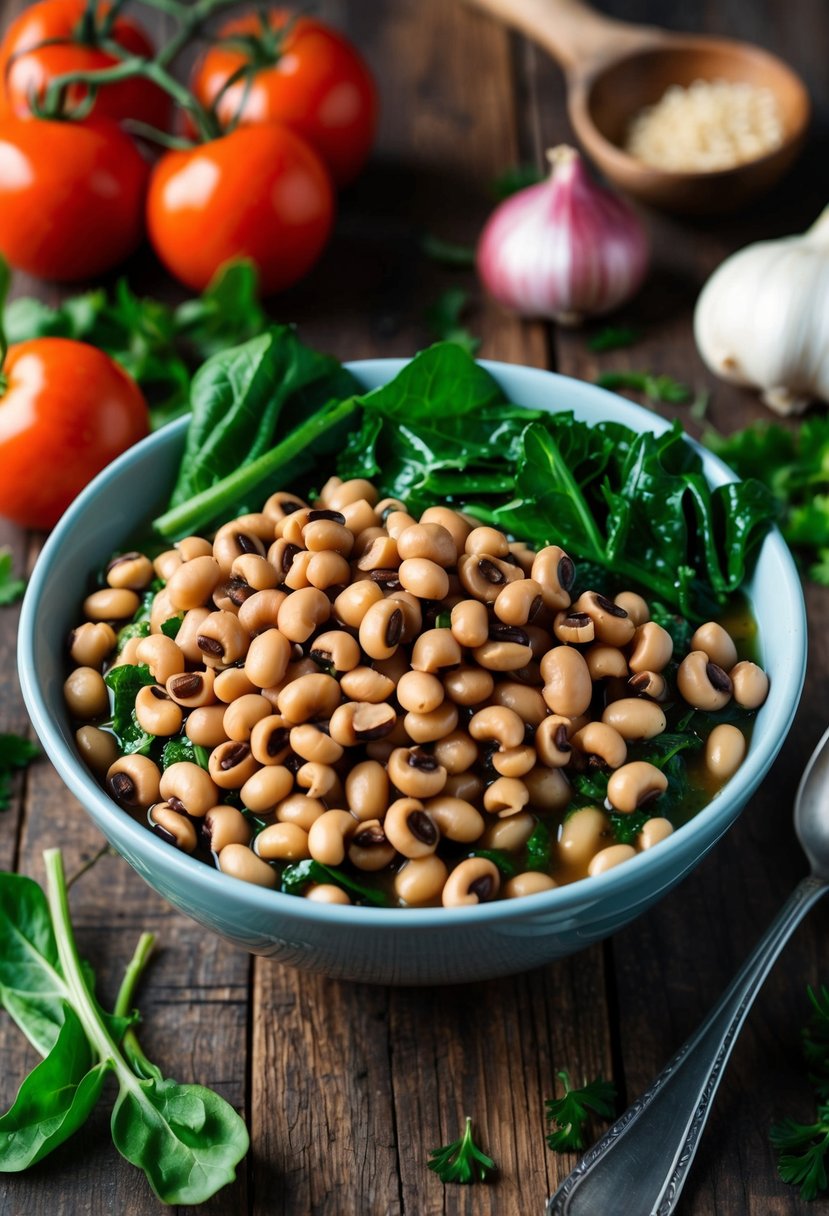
[463,0,655,73]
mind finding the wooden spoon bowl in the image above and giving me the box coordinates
[465,0,811,214]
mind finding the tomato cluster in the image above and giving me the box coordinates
[0,1,377,293]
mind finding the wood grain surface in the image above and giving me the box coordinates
[1,1,827,1213]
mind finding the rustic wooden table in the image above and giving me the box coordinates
[2,0,828,1212]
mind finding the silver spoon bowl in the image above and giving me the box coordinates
[548,724,829,1216]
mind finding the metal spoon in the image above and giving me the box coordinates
[547,723,829,1216]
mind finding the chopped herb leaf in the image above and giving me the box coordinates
[0,550,25,606]
[425,289,480,356]
[545,1070,617,1152]
[469,849,519,878]
[588,326,641,352]
[0,734,40,811]
[116,620,151,652]
[428,1116,495,1184]
[525,821,552,872]
[421,233,476,268]
[159,616,182,640]
[609,809,651,846]
[771,985,829,1200]
[597,370,692,404]
[161,738,208,770]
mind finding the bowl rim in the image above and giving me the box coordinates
[18,357,808,928]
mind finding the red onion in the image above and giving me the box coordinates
[477,146,650,326]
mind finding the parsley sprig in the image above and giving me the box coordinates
[771,986,829,1200]
[428,1116,495,1184]
[545,1070,617,1152]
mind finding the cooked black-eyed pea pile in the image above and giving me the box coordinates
[64,476,770,908]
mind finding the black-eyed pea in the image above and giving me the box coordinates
[443,771,485,803]
[494,578,544,627]
[69,621,117,668]
[503,872,557,898]
[553,610,595,645]
[384,798,440,858]
[384,509,418,539]
[255,820,313,861]
[614,591,650,626]
[465,525,509,558]
[730,661,769,709]
[397,670,444,714]
[442,665,495,707]
[173,607,211,664]
[159,761,219,817]
[276,587,330,644]
[83,587,140,621]
[607,761,668,813]
[296,762,341,801]
[410,628,462,673]
[397,523,458,566]
[491,682,548,727]
[365,740,396,764]
[395,855,449,906]
[176,535,213,561]
[263,490,309,525]
[347,820,396,870]
[250,714,292,765]
[213,521,267,573]
[241,628,289,691]
[289,724,344,766]
[535,715,574,768]
[166,555,222,611]
[424,795,485,842]
[483,776,529,817]
[214,576,256,615]
[106,755,161,809]
[111,636,142,668]
[373,650,411,685]
[359,597,404,660]
[473,631,534,672]
[559,806,612,868]
[306,883,352,905]
[136,634,185,686]
[323,478,379,511]
[218,842,277,887]
[202,805,252,852]
[637,817,674,851]
[458,553,521,603]
[525,765,571,812]
[492,745,536,778]
[208,741,259,789]
[450,599,489,648]
[154,548,182,581]
[404,701,459,744]
[677,651,732,712]
[531,545,575,611]
[387,747,447,798]
[705,723,747,780]
[628,671,667,700]
[63,666,108,719]
[508,542,537,575]
[386,592,422,643]
[691,621,739,671]
[283,549,315,591]
[432,731,478,775]
[75,725,120,777]
[356,535,400,572]
[262,658,318,701]
[134,685,183,736]
[231,553,279,593]
[418,506,471,551]
[240,764,293,813]
[441,857,500,907]
[351,527,385,560]
[573,591,636,646]
[302,518,354,557]
[588,844,637,876]
[339,668,394,707]
[585,644,629,681]
[185,705,229,748]
[375,496,407,522]
[148,803,197,853]
[276,673,341,726]
[540,646,593,717]
[602,698,667,740]
[238,589,286,638]
[629,622,674,674]
[480,811,534,851]
[276,793,326,831]
[195,611,248,667]
[222,693,272,742]
[166,669,216,709]
[146,588,176,636]
[306,632,359,677]
[341,498,379,536]
[213,667,257,704]
[279,511,314,547]
[329,701,397,748]
[469,705,525,751]
[571,722,627,770]
[345,759,390,822]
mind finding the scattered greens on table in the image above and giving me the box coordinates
[0,549,25,606]
[425,288,480,355]
[428,1116,495,1184]
[596,369,693,405]
[545,1071,617,1152]
[771,985,829,1201]
[5,260,268,430]
[587,326,642,353]
[0,734,39,813]
[0,849,247,1203]
[152,331,774,622]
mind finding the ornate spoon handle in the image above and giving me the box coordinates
[547,875,827,1216]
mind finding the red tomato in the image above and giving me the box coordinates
[146,124,334,295]
[0,0,169,128]
[0,338,149,530]
[191,12,377,186]
[0,116,149,281]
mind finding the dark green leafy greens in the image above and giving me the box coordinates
[0,549,25,605]
[103,664,156,755]
[279,858,389,907]
[0,734,40,812]
[153,337,774,619]
[0,852,248,1200]
[771,986,829,1200]
[5,261,268,430]
[428,1117,495,1184]
[545,1071,617,1152]
[597,370,692,404]
[161,738,209,770]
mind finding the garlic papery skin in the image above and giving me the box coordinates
[694,208,829,415]
[476,145,650,326]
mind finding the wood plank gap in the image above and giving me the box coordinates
[600,937,629,1111]
[245,954,257,1216]
[385,1022,406,1216]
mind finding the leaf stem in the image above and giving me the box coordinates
[114,932,156,1020]
[153,395,359,539]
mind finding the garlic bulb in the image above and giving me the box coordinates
[476,145,650,326]
[694,208,829,414]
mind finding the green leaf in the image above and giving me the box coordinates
[173,259,267,359]
[115,620,151,652]
[587,326,641,352]
[0,550,25,606]
[491,163,543,198]
[279,859,389,907]
[597,370,692,404]
[161,738,209,770]
[468,849,519,878]
[0,734,40,812]
[428,1117,495,1184]
[0,1004,108,1171]
[0,873,66,1055]
[425,289,480,356]
[525,821,552,872]
[110,1075,249,1205]
[103,665,156,755]
[545,1071,617,1152]
[159,616,182,640]
[421,233,476,268]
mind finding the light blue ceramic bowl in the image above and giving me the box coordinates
[18,360,807,985]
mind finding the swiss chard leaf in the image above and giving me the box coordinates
[103,664,156,756]
[0,1004,108,1170]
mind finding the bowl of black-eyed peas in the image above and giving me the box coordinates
[18,357,806,984]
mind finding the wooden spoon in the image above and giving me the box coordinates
[465,0,811,213]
